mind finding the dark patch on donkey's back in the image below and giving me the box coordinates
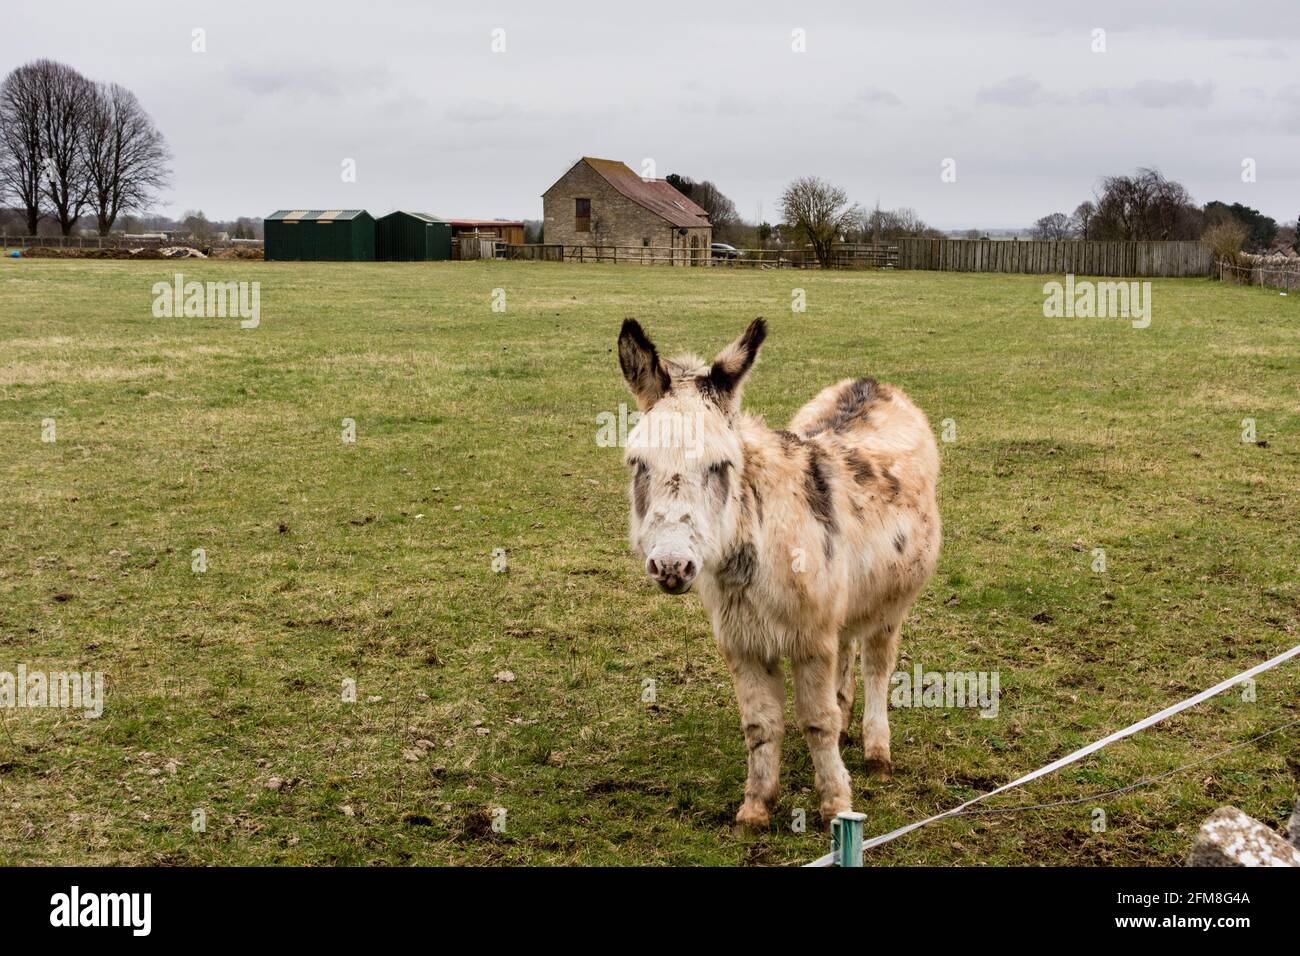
[882,467,902,501]
[776,429,806,453]
[804,444,838,558]
[843,448,875,484]
[803,377,879,437]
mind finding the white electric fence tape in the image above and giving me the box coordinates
[806,642,1300,867]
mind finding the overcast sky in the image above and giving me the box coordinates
[6,1,1298,229]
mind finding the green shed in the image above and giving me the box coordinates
[376,211,452,261]
[264,209,376,261]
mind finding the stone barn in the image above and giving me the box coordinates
[542,157,712,265]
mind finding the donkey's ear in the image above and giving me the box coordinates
[706,318,767,409]
[618,319,672,410]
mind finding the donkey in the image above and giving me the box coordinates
[617,317,941,828]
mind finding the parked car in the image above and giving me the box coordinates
[711,243,742,260]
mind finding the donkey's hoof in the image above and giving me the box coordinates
[863,754,894,779]
[819,799,852,826]
[734,802,771,832]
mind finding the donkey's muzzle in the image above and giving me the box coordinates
[647,556,696,595]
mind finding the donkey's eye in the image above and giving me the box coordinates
[705,461,733,498]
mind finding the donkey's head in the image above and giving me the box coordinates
[617,317,767,594]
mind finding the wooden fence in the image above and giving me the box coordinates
[713,248,804,268]
[562,244,709,266]
[454,235,502,261]
[896,238,1212,277]
[499,243,899,269]
[827,242,898,269]
[503,243,563,262]
[1219,257,1300,292]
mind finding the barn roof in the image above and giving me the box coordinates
[578,158,711,229]
[445,218,524,228]
[378,211,445,223]
[266,209,370,221]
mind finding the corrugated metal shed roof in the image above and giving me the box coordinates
[446,218,523,228]
[378,211,445,223]
[580,158,711,229]
[266,209,370,221]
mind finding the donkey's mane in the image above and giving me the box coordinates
[663,353,709,379]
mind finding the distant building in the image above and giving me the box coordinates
[376,211,452,261]
[264,210,375,261]
[446,219,524,248]
[542,157,711,264]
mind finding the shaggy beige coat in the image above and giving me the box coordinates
[618,318,940,827]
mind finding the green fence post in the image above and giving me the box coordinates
[830,811,866,867]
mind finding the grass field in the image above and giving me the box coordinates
[0,258,1296,866]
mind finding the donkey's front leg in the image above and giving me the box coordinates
[792,648,853,824]
[724,651,785,830]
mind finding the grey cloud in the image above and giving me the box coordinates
[227,65,391,101]
[976,76,1215,110]
[853,86,902,107]
[1127,79,1214,109]
[975,75,1048,107]
[681,92,762,116]
[444,101,525,125]
[1277,85,1300,133]
[1230,45,1288,60]
[838,85,903,121]
[1076,88,1112,107]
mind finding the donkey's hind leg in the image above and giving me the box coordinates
[835,627,860,745]
[861,607,907,777]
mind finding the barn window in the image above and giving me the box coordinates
[575,198,591,232]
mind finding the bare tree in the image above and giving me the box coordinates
[1091,168,1201,241]
[864,204,937,241]
[30,60,96,235]
[81,82,170,235]
[181,209,215,242]
[666,173,740,241]
[1030,212,1073,240]
[0,63,48,234]
[779,177,861,267]
[1071,201,1095,241]
[691,181,739,239]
